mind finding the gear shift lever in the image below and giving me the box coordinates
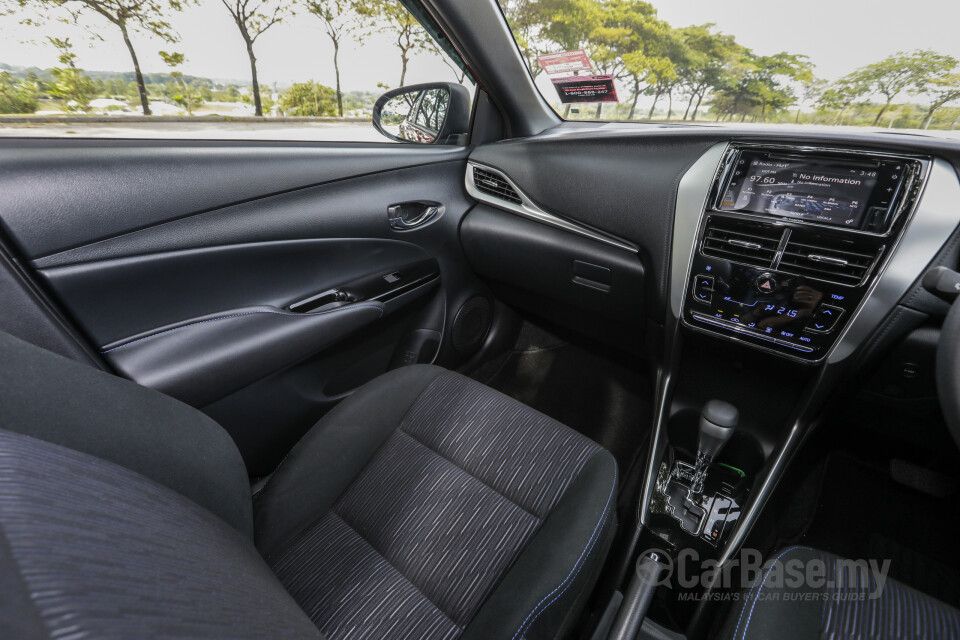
[690,400,738,494]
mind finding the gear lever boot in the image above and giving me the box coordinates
[690,400,738,494]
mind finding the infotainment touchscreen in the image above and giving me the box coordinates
[718,151,906,230]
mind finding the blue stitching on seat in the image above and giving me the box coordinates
[510,462,617,640]
[100,304,383,354]
[736,545,813,640]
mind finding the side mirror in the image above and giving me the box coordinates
[373,82,471,145]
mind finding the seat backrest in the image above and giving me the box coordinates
[0,331,323,638]
[0,427,322,639]
[0,331,252,536]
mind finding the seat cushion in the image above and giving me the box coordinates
[255,365,618,640]
[723,546,960,640]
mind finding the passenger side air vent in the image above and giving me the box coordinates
[472,166,522,205]
[779,229,879,285]
[702,216,784,268]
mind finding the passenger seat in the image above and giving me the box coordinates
[0,331,617,640]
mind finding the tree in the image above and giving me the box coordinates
[537,0,603,116]
[795,77,826,123]
[581,0,673,119]
[159,50,201,114]
[303,0,360,117]
[676,24,739,121]
[640,29,690,120]
[711,51,811,122]
[539,0,602,55]
[22,0,187,115]
[501,0,552,78]
[751,53,812,121]
[357,0,431,87]
[0,71,38,114]
[46,36,96,111]
[918,72,960,129]
[220,0,289,116]
[817,75,870,125]
[241,83,275,113]
[279,80,338,116]
[847,50,956,126]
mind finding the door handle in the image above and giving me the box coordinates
[388,202,443,230]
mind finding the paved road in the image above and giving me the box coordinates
[0,120,388,142]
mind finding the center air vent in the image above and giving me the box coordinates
[702,216,784,268]
[472,166,522,205]
[779,229,880,285]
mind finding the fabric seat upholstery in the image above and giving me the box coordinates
[721,546,960,640]
[0,332,617,640]
[255,366,618,640]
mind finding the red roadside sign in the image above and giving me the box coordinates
[537,50,593,76]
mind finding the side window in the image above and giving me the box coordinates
[0,1,473,141]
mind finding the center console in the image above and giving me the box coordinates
[635,141,954,570]
[682,145,925,362]
[618,141,960,639]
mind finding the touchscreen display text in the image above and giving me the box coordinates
[720,156,880,228]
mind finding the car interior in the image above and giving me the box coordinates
[2,1,960,639]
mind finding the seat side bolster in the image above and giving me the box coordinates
[0,331,253,539]
[721,546,825,640]
[253,364,447,558]
[462,449,618,640]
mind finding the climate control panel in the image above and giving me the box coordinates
[683,255,856,361]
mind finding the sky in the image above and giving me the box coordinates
[2,1,960,93]
[655,0,960,82]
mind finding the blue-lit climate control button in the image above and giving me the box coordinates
[692,274,714,305]
[805,304,845,333]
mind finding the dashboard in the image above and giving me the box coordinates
[467,124,960,569]
[468,126,960,368]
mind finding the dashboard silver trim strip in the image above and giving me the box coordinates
[670,144,730,319]
[640,143,729,527]
[464,161,639,253]
[828,157,960,363]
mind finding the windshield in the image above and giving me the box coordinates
[499,0,960,134]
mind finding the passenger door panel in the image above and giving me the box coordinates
[0,140,483,472]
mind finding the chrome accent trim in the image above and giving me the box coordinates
[669,144,730,320]
[728,239,762,250]
[690,312,815,352]
[808,254,849,266]
[828,158,960,364]
[771,228,791,269]
[640,143,729,527]
[465,161,638,253]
